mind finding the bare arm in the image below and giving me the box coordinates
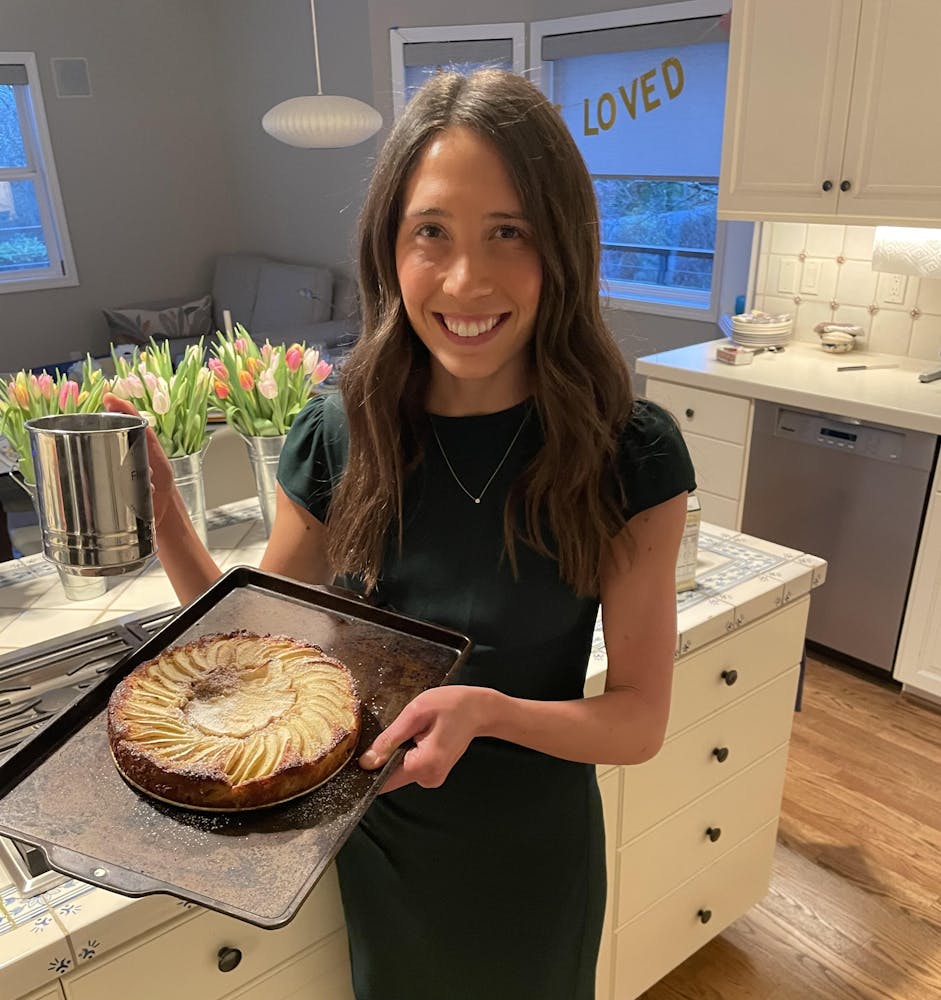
[362,492,688,788]
[259,486,333,585]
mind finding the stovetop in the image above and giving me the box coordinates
[0,605,178,896]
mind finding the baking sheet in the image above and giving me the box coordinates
[0,568,472,928]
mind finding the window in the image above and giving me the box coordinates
[0,52,77,293]
[390,23,526,120]
[531,2,732,319]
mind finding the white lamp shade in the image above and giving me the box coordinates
[872,227,941,278]
[262,95,382,148]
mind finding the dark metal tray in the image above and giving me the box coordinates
[0,567,472,928]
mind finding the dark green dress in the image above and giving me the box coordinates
[278,393,695,1000]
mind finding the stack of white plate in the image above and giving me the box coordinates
[730,311,794,348]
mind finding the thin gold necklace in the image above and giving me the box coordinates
[431,406,531,505]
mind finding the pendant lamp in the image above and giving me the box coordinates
[262,0,382,149]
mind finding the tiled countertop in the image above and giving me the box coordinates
[0,500,826,997]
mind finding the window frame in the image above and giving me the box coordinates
[529,1,731,321]
[389,22,527,121]
[0,51,78,294]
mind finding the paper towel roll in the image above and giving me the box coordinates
[872,227,941,277]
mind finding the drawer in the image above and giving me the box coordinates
[667,599,808,738]
[615,745,788,926]
[63,867,346,1000]
[224,929,353,999]
[645,380,752,444]
[620,665,800,843]
[695,489,739,530]
[613,820,777,1000]
[683,432,746,499]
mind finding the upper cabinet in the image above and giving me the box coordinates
[717,0,941,226]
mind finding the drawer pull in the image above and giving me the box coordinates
[721,669,738,686]
[712,746,730,763]
[684,407,695,419]
[698,908,713,924]
[217,947,243,973]
[706,826,722,842]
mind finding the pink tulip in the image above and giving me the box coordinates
[207,357,227,378]
[125,373,145,398]
[142,371,158,394]
[233,337,248,353]
[258,370,278,399]
[58,380,79,409]
[37,372,53,399]
[286,345,303,371]
[311,360,333,385]
[261,342,273,362]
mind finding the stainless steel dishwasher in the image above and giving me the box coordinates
[741,401,938,673]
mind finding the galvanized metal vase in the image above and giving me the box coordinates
[241,434,286,537]
[11,474,107,601]
[168,440,210,547]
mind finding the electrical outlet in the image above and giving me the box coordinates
[883,273,907,304]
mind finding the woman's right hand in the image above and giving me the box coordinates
[103,393,177,529]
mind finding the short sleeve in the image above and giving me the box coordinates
[617,399,697,521]
[276,392,348,523]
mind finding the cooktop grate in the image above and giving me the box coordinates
[0,605,177,894]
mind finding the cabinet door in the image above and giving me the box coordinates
[595,767,620,1000]
[894,484,941,700]
[838,0,941,225]
[718,0,861,221]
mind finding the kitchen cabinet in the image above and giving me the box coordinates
[644,379,753,530]
[894,462,941,702]
[61,866,350,1000]
[596,598,808,999]
[718,0,941,226]
[17,985,65,1000]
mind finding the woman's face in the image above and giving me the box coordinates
[395,126,542,415]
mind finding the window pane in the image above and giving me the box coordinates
[0,85,28,168]
[595,177,717,290]
[404,57,512,104]
[0,180,50,273]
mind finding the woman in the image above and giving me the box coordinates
[108,69,695,1000]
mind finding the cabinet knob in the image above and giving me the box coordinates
[217,947,243,973]
[721,669,738,686]
[706,826,722,843]
[684,407,695,420]
[821,179,833,192]
[840,180,852,192]
[712,746,730,763]
[698,908,713,924]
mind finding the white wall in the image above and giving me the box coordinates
[753,223,941,362]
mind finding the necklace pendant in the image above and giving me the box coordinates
[474,497,481,504]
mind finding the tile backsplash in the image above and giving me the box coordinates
[751,223,941,362]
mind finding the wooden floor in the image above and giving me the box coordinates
[642,651,941,1000]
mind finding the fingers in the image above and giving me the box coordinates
[359,701,424,770]
[103,392,139,417]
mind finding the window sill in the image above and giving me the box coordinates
[600,291,718,324]
[0,272,79,294]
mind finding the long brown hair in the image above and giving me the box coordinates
[329,69,634,596]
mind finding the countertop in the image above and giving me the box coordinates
[637,339,941,435]
[0,499,826,997]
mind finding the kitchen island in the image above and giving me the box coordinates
[0,499,826,1000]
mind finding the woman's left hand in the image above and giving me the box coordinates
[358,685,496,793]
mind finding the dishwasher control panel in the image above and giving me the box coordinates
[773,407,906,462]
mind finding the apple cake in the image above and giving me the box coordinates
[107,631,361,811]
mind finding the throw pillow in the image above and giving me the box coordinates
[103,294,213,346]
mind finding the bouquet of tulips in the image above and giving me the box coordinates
[0,358,109,485]
[208,325,333,438]
[110,339,213,458]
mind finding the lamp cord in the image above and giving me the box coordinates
[310,0,323,95]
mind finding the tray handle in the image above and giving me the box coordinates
[44,843,173,898]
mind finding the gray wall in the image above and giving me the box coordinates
[3,0,729,375]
